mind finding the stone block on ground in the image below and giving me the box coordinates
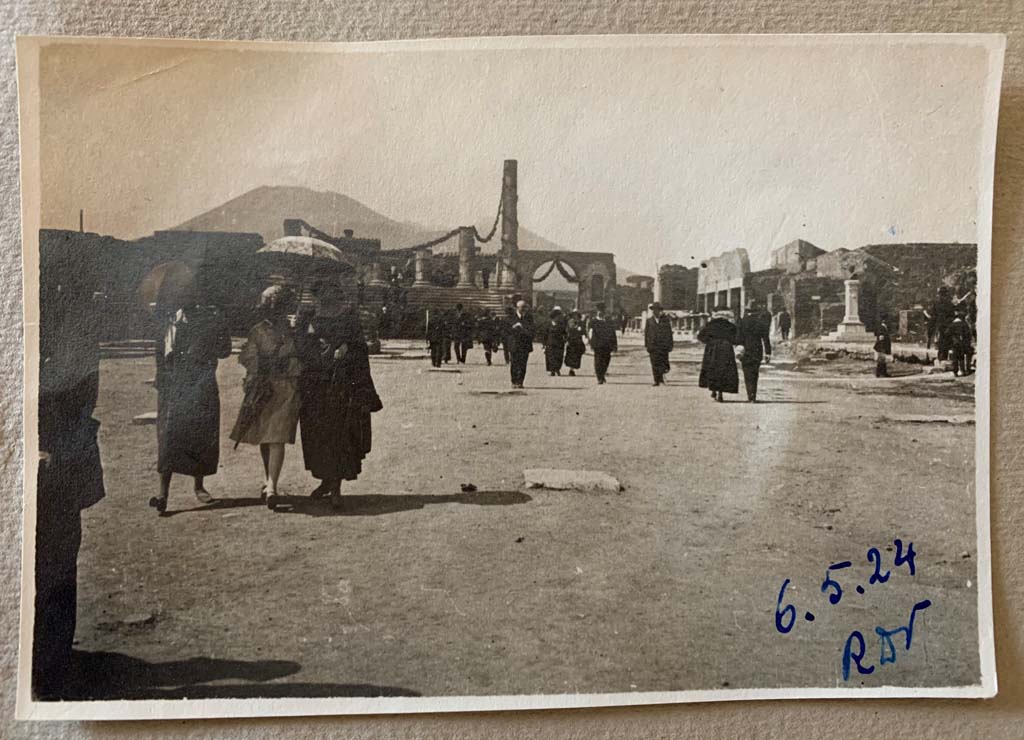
[132,411,158,425]
[523,468,622,493]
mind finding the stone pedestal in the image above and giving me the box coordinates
[456,227,476,288]
[412,248,431,287]
[823,279,874,343]
[368,262,387,287]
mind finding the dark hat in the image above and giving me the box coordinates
[651,302,663,311]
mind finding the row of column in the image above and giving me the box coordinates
[360,226,496,289]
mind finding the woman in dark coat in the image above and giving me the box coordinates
[150,291,232,513]
[544,307,568,376]
[298,283,383,510]
[563,311,586,376]
[698,311,740,402]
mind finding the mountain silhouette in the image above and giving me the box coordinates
[170,185,571,255]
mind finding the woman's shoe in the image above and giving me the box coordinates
[266,492,279,510]
[568,369,575,376]
[194,488,213,504]
[259,484,268,501]
[329,492,343,510]
[149,495,168,514]
[309,483,329,499]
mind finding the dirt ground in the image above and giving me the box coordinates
[68,332,980,700]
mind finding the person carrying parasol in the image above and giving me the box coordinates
[141,262,232,515]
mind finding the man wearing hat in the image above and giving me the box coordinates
[588,302,618,384]
[735,300,772,401]
[508,299,535,388]
[645,302,675,386]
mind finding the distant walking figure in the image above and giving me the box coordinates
[453,303,475,364]
[476,308,499,366]
[508,299,535,388]
[644,302,674,386]
[230,285,303,509]
[544,306,567,376]
[588,302,618,384]
[426,308,446,368]
[777,309,792,342]
[948,309,974,377]
[698,310,739,402]
[563,311,586,376]
[874,314,893,378]
[735,303,772,402]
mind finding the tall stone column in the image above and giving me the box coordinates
[457,227,476,288]
[498,159,518,288]
[413,248,431,287]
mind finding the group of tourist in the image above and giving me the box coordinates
[425,299,623,387]
[150,282,383,514]
[925,285,976,377]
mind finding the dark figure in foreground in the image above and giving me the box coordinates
[620,310,629,336]
[544,306,567,376]
[564,311,586,376]
[698,311,739,402]
[645,302,674,386]
[453,303,475,364]
[588,302,618,385]
[508,299,535,388]
[735,304,772,401]
[298,283,383,510]
[777,309,792,342]
[481,266,491,289]
[476,309,499,366]
[426,307,447,368]
[948,309,974,377]
[34,280,105,700]
[150,293,232,513]
[874,314,892,378]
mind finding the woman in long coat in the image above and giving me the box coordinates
[230,285,302,508]
[544,307,567,376]
[298,282,383,510]
[698,311,740,402]
[563,311,586,376]
[150,292,232,514]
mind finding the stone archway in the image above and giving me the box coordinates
[529,258,582,312]
[513,250,618,312]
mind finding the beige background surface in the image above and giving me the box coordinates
[0,2,1021,738]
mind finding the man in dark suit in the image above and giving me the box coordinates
[508,299,535,388]
[588,302,618,385]
[645,302,675,386]
[736,302,772,402]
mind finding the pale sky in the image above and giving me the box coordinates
[36,38,995,273]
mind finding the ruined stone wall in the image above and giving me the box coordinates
[657,264,699,311]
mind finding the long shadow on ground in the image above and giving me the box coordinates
[161,490,532,518]
[278,489,532,517]
[49,650,420,701]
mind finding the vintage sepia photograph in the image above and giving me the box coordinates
[17,34,1001,719]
